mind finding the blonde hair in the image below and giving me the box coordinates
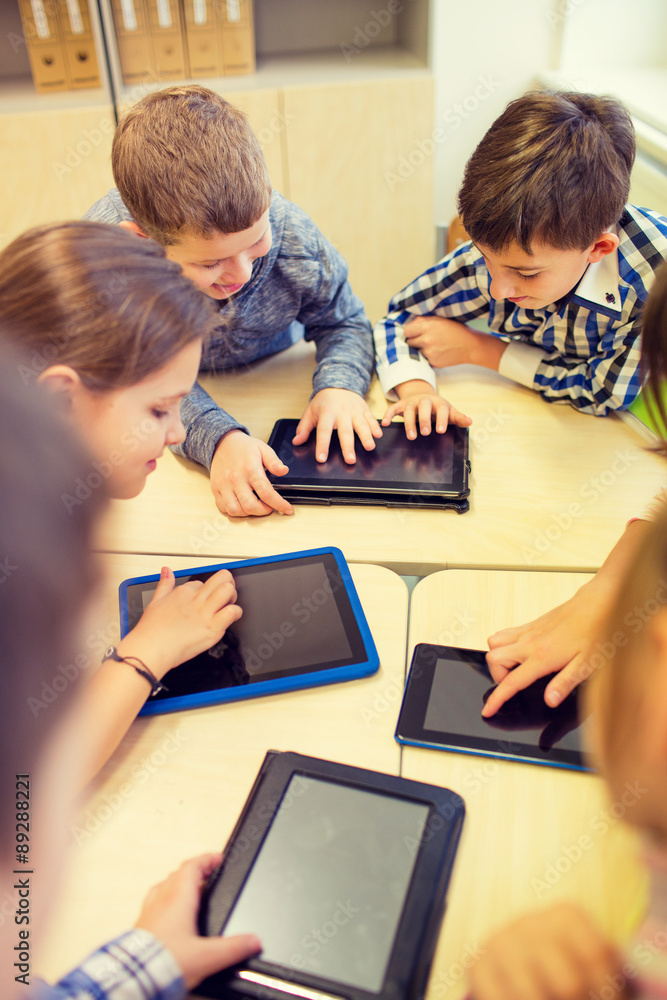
[0,221,217,391]
[458,90,635,253]
[112,85,272,245]
[591,508,667,773]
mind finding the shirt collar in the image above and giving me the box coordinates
[569,231,622,318]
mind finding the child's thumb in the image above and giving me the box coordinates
[150,566,176,602]
[187,934,261,988]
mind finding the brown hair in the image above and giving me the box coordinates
[0,221,218,391]
[641,263,667,456]
[0,336,105,833]
[112,85,272,245]
[457,90,635,253]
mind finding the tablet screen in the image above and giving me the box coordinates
[223,775,430,991]
[122,553,368,703]
[396,645,590,770]
[267,420,467,495]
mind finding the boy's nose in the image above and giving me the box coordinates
[489,273,518,301]
[221,255,253,285]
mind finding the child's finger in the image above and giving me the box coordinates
[403,404,418,440]
[315,417,336,463]
[292,411,315,445]
[418,397,434,435]
[149,566,176,603]
[448,405,473,427]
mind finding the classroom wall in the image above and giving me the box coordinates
[429,0,560,227]
[428,0,667,227]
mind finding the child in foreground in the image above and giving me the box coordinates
[0,222,243,779]
[483,262,667,717]
[375,90,667,436]
[85,85,392,518]
[468,508,667,1000]
[0,341,261,999]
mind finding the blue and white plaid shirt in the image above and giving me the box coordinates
[374,204,667,415]
[29,929,185,1000]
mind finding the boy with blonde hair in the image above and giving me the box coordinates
[375,91,667,437]
[86,85,379,517]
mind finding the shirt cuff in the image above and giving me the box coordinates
[376,358,437,400]
[498,341,547,389]
[177,411,249,470]
[311,360,371,399]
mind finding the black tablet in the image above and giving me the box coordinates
[266,419,470,511]
[197,751,465,1000]
[119,548,378,715]
[395,644,592,771]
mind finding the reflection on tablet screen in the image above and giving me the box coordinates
[276,424,455,485]
[424,656,587,756]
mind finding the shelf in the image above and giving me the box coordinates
[0,77,111,116]
[112,44,429,105]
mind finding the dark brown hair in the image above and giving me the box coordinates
[457,90,635,253]
[0,336,105,833]
[642,263,667,456]
[112,85,272,245]
[0,221,218,391]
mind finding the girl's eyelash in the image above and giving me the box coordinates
[202,261,221,270]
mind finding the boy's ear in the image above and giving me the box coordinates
[37,364,83,411]
[587,232,619,264]
[119,220,150,239]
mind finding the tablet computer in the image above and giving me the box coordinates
[119,547,379,716]
[266,419,470,512]
[196,750,465,1000]
[395,644,591,771]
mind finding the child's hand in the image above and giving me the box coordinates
[404,316,506,370]
[136,853,261,990]
[468,903,626,1000]
[120,566,243,679]
[382,380,471,439]
[482,579,609,718]
[293,388,383,463]
[210,430,294,517]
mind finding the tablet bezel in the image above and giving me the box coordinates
[118,547,379,716]
[197,750,465,1000]
[266,419,470,499]
[395,644,591,772]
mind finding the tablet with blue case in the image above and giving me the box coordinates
[119,547,379,715]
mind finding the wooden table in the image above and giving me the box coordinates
[403,568,646,1000]
[35,553,409,987]
[98,340,665,575]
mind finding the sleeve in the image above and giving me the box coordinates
[297,233,374,399]
[373,246,491,399]
[34,928,185,1000]
[531,315,642,416]
[172,381,249,470]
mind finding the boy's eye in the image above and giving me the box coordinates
[152,408,168,419]
[518,272,539,280]
[201,261,222,270]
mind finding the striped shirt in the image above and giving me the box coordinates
[374,205,667,416]
[28,929,185,1000]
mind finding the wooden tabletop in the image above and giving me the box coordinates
[98,340,665,575]
[35,553,409,987]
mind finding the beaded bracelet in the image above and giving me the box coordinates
[102,645,168,697]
